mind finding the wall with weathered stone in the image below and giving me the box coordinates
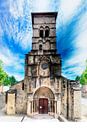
[73,89,81,120]
[0,93,5,109]
[33,17,56,24]
[82,85,87,98]
[61,78,68,118]
[11,81,23,90]
[16,90,27,114]
[6,93,15,115]
[68,85,72,120]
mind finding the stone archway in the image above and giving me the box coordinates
[33,87,55,114]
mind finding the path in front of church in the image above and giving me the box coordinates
[0,108,59,122]
[0,97,87,122]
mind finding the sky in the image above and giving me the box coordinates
[0,0,87,81]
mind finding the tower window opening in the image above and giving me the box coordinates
[39,44,42,50]
[22,83,24,90]
[39,26,44,38]
[45,26,49,37]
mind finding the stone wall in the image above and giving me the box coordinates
[11,81,23,90]
[33,17,56,24]
[16,90,27,114]
[69,81,81,121]
[61,78,68,118]
[82,85,87,98]
[0,93,5,109]
[6,93,15,115]
[73,88,81,120]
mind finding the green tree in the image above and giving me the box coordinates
[3,76,11,86]
[80,70,87,85]
[75,76,80,81]
[9,76,17,86]
[80,60,87,85]
[0,60,7,86]
[0,60,18,86]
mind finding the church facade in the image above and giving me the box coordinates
[6,12,81,121]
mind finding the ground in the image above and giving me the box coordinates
[81,98,87,121]
[0,95,87,122]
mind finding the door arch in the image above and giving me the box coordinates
[33,87,55,114]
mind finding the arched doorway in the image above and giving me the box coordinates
[33,87,55,114]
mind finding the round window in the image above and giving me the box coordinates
[41,63,49,70]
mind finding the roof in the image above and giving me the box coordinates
[31,12,58,24]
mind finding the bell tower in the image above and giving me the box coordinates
[32,12,57,55]
[24,12,61,92]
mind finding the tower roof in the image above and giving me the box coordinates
[31,12,58,24]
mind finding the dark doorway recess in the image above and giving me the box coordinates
[39,98,48,114]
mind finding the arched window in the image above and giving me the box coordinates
[39,44,42,50]
[45,26,49,37]
[22,83,24,90]
[39,26,44,38]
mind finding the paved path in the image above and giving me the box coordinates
[23,115,59,122]
[0,109,59,122]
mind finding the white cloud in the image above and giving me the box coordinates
[59,0,82,22]
[63,50,87,79]
[9,0,24,19]
[21,32,32,49]
[0,44,24,80]
[76,14,87,49]
[32,0,50,12]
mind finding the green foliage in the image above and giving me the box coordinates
[9,76,17,86]
[75,76,80,81]
[75,60,87,85]
[0,60,7,86]
[80,70,87,85]
[3,76,11,86]
[0,60,17,86]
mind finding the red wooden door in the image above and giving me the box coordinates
[39,98,48,114]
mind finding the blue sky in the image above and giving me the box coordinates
[0,0,87,81]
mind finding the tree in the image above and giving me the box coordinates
[3,76,11,86]
[0,60,7,86]
[9,76,17,86]
[0,60,18,86]
[75,76,80,81]
[79,60,87,85]
[80,70,87,85]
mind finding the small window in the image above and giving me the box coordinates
[22,83,24,90]
[39,26,44,38]
[40,30,43,38]
[39,44,42,50]
[5,92,8,104]
[45,26,49,37]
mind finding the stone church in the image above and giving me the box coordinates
[6,12,81,121]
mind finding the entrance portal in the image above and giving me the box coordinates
[33,87,55,114]
[39,98,48,114]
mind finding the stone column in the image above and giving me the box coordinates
[33,101,34,113]
[51,100,53,112]
[27,100,31,116]
[54,94,61,118]
[72,88,81,121]
[7,93,15,115]
[54,101,57,118]
[32,100,33,115]
[27,96,33,116]
[57,94,61,116]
